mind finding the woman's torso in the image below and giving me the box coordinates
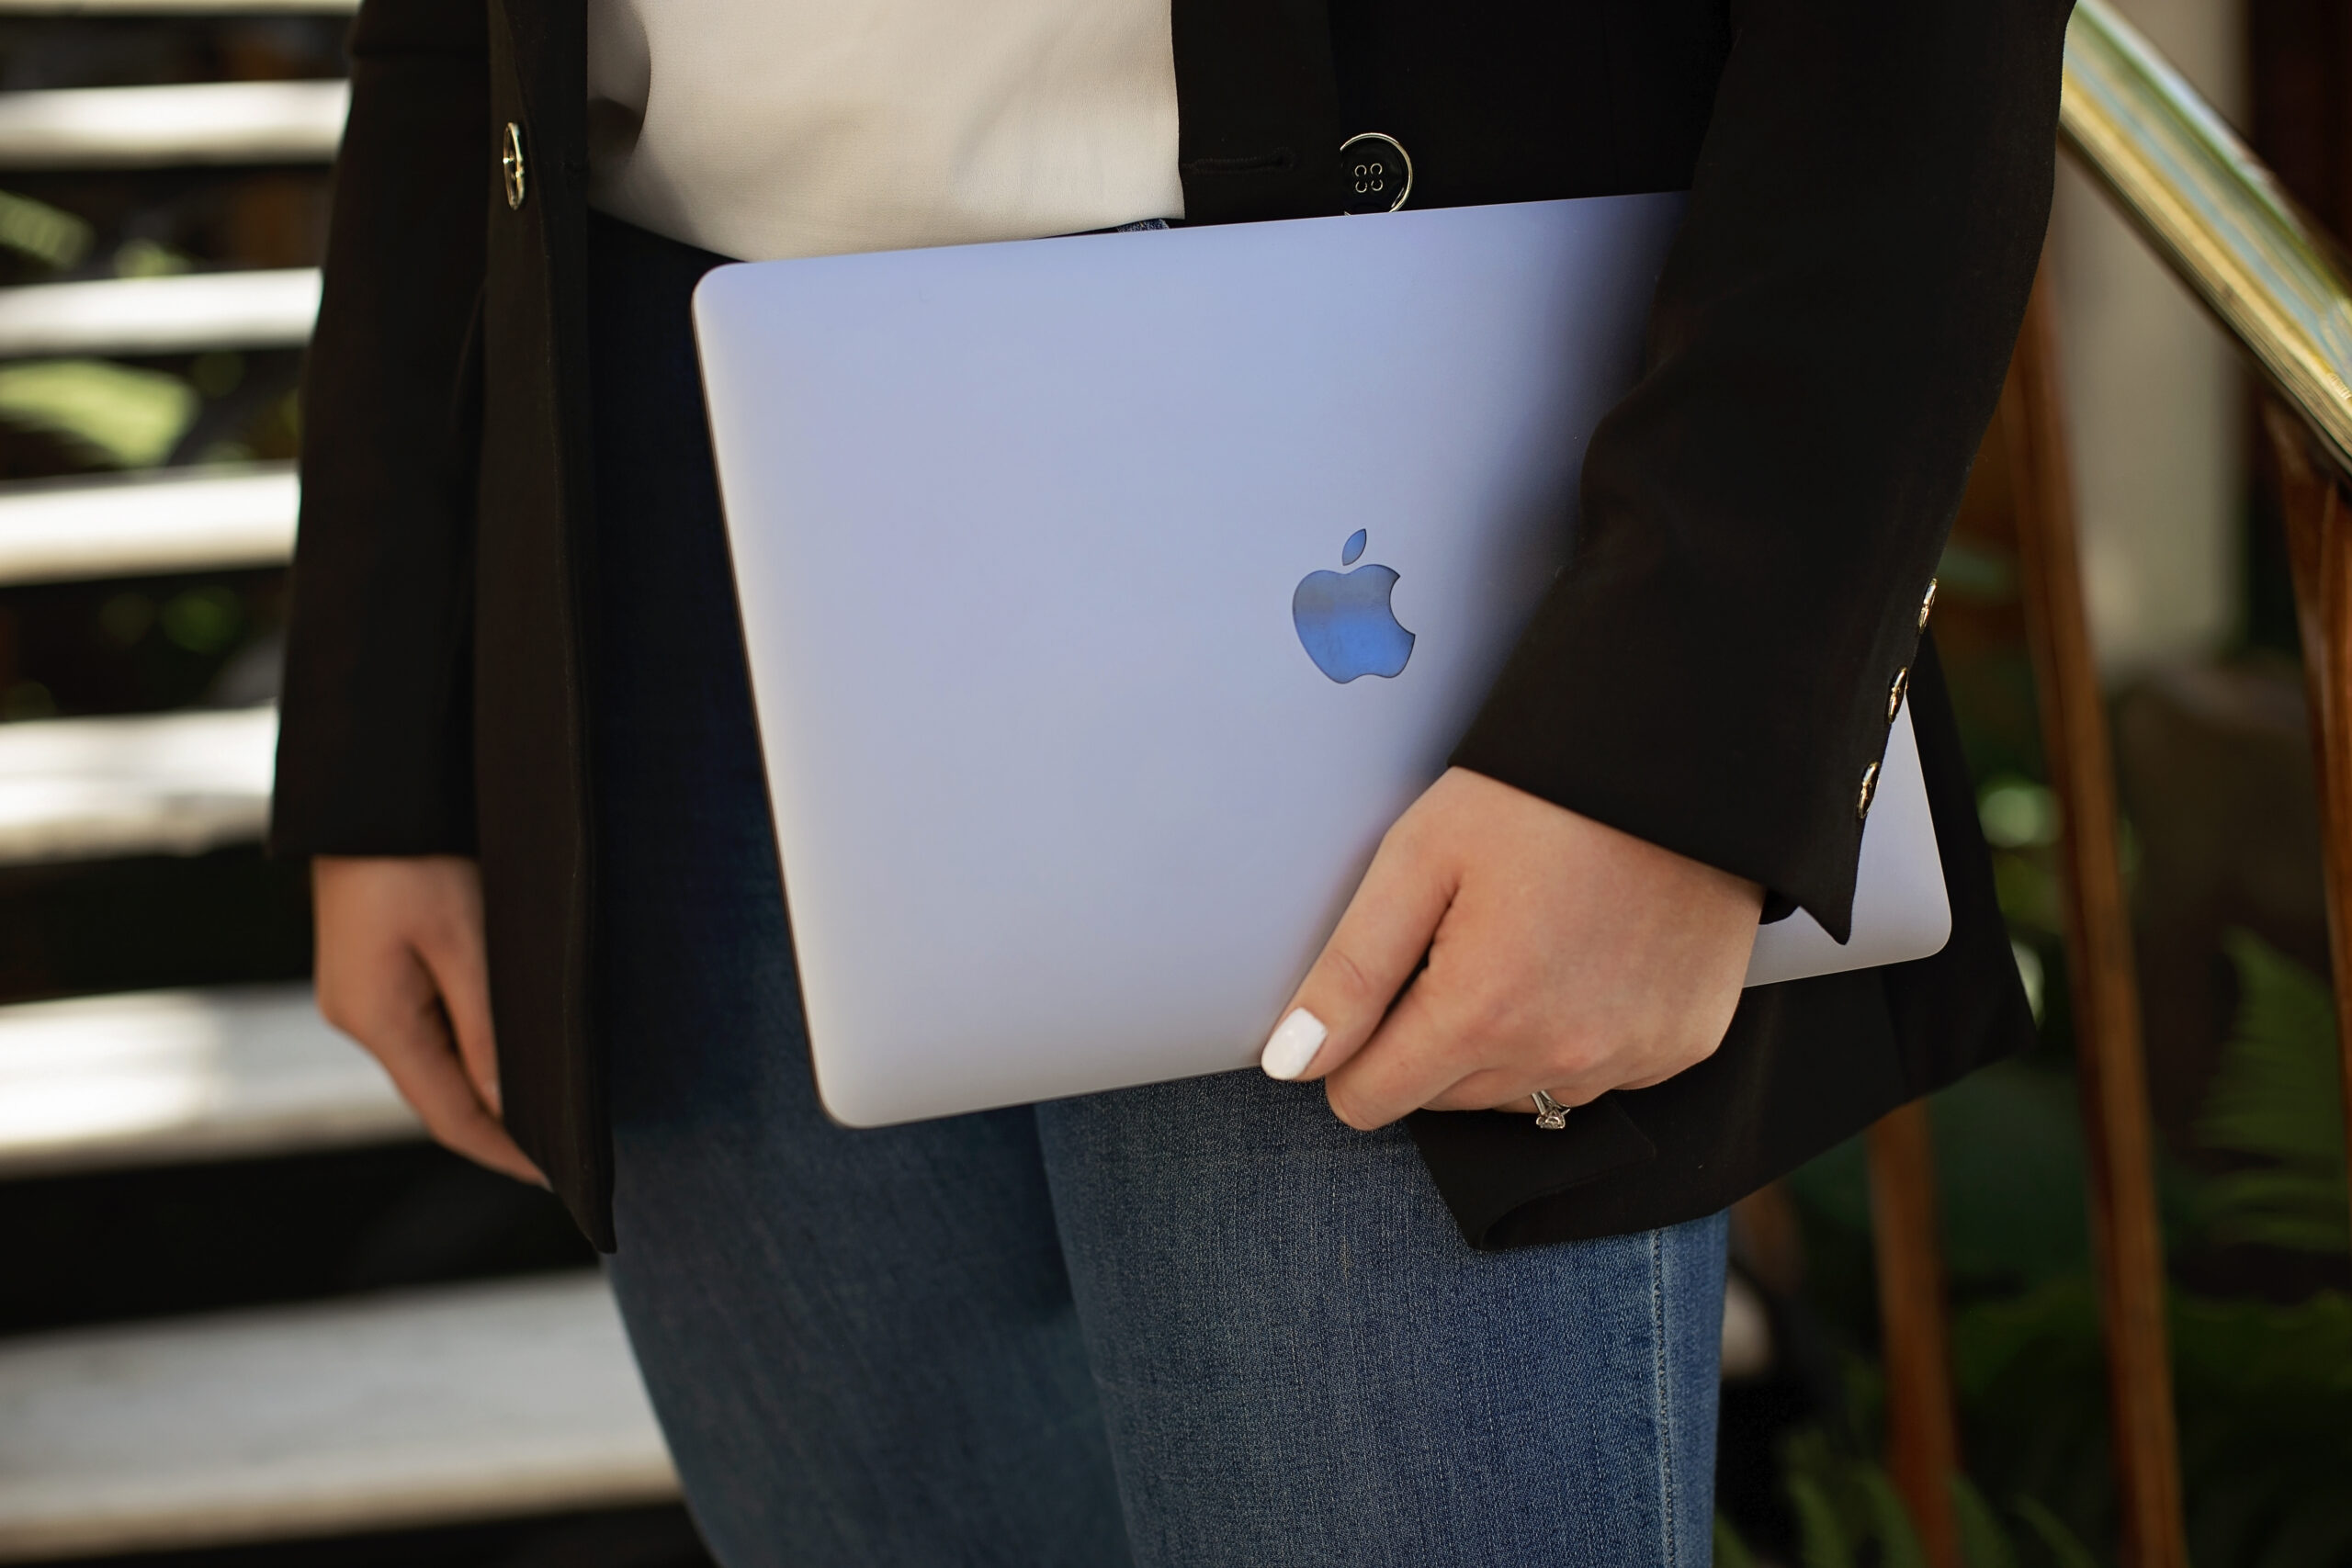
[582,0,1733,261]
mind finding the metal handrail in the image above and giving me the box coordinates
[2060,0,2352,475]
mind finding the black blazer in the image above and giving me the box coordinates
[274,0,2071,1250]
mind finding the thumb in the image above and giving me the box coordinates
[1260,818,1455,1084]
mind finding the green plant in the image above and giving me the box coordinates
[1776,922,2352,1568]
[1954,1473,2023,1568]
[0,189,92,271]
[1758,1427,2098,1568]
[1788,1058,2090,1296]
[2197,931,2349,1256]
[0,358,197,467]
[1716,1511,1759,1568]
[1949,1273,2352,1568]
[1779,989,2352,1566]
[2170,1290,2352,1568]
[158,586,244,656]
[2013,1497,2099,1568]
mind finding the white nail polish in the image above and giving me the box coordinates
[1261,1008,1328,1080]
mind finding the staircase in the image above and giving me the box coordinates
[0,4,694,1562]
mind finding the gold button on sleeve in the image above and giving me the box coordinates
[1917,577,1937,631]
[1857,761,1881,819]
[1887,666,1909,721]
[502,121,527,210]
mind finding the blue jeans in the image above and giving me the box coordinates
[586,210,1726,1567]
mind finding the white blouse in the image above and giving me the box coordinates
[584,0,1186,263]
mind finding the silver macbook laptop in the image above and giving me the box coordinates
[695,195,1951,1126]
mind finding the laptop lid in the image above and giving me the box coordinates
[695,195,1950,1126]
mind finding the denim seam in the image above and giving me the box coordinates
[1650,1226,1677,1568]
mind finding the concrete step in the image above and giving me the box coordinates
[0,80,345,169]
[0,704,275,865]
[0,983,416,1179]
[0,269,317,359]
[0,1272,679,1562]
[0,463,296,586]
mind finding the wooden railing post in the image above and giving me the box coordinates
[2258,400,2352,1235]
[2002,265,2190,1568]
[1867,1102,1962,1568]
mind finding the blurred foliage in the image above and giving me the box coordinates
[2196,931,2350,1255]
[1938,537,2020,604]
[3,570,283,720]
[2014,1497,2103,1568]
[2009,940,2047,1024]
[1783,926,2352,1565]
[1980,777,2061,852]
[1951,1277,2352,1568]
[111,235,193,277]
[0,187,90,271]
[1715,1438,2100,1568]
[157,583,243,655]
[1979,773,2066,942]
[2,677,54,718]
[1791,1060,2091,1298]
[222,382,300,464]
[187,349,243,400]
[96,589,153,647]
[0,357,195,466]
[1992,852,2065,941]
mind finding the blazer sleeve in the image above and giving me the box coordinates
[1449,0,2071,941]
[270,0,490,858]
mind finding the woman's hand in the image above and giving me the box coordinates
[312,854,545,1184]
[1261,767,1764,1127]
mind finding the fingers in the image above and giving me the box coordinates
[1317,946,1590,1127]
[419,896,502,1117]
[314,856,543,1188]
[1320,980,1612,1127]
[1262,765,1764,1133]
[1317,976,1482,1129]
[364,992,547,1186]
[1259,807,1456,1085]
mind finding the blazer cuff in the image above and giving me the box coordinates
[1448,573,1938,943]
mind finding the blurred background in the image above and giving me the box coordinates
[0,0,2342,1564]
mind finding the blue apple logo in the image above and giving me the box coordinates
[1293,528,1415,682]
